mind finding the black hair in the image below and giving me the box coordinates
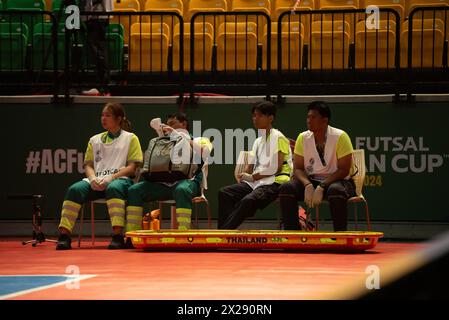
[167,112,189,129]
[307,101,331,120]
[251,101,277,118]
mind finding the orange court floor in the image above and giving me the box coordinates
[0,237,426,300]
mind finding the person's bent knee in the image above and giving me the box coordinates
[278,181,297,196]
[219,184,235,196]
[65,184,80,199]
[105,180,124,198]
[240,195,256,206]
[220,184,234,192]
[65,181,89,202]
[173,186,193,200]
[127,182,140,194]
[326,183,346,198]
[126,183,146,205]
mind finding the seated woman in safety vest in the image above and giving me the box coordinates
[56,102,143,250]
[125,112,213,232]
[218,101,293,229]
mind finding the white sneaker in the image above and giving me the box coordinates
[81,88,100,96]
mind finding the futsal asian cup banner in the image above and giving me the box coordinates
[2,102,448,222]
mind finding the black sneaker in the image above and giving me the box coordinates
[108,234,125,249]
[56,234,72,250]
[124,237,135,249]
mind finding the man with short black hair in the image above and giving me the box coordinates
[218,101,293,229]
[279,101,356,231]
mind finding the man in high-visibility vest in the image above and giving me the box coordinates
[279,101,357,231]
[126,113,213,233]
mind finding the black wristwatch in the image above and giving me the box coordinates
[319,182,327,189]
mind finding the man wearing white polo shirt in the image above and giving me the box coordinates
[279,101,356,231]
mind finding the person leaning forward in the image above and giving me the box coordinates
[279,101,356,231]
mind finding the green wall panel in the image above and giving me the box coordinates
[2,101,448,224]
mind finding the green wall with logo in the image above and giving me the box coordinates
[2,101,449,224]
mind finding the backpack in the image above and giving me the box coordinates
[140,135,198,183]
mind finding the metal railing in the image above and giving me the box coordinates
[274,8,402,95]
[189,11,271,95]
[68,11,184,97]
[0,10,58,98]
[278,8,401,71]
[0,6,448,101]
[408,6,449,70]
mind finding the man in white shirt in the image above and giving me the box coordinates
[279,101,356,231]
[218,101,293,229]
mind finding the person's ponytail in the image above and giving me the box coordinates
[121,116,131,131]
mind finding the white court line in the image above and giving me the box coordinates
[0,275,96,300]
[236,269,362,275]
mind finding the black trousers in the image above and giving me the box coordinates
[85,19,109,90]
[218,182,280,229]
[279,179,356,231]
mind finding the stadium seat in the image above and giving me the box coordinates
[272,0,315,21]
[316,0,359,29]
[310,20,351,69]
[318,0,359,10]
[186,0,227,33]
[5,0,45,10]
[30,22,66,70]
[400,18,445,68]
[231,0,271,14]
[109,23,125,38]
[173,22,214,71]
[231,0,271,39]
[355,20,397,69]
[318,0,359,13]
[50,0,81,24]
[0,22,29,70]
[138,0,147,10]
[114,0,140,9]
[217,22,259,71]
[111,0,140,45]
[30,21,124,71]
[360,0,405,23]
[144,0,184,27]
[274,1,314,44]
[406,0,449,20]
[0,22,29,39]
[263,22,305,70]
[51,0,72,12]
[129,22,170,72]
[187,0,228,20]
[4,0,46,37]
[106,24,125,70]
[0,31,28,70]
